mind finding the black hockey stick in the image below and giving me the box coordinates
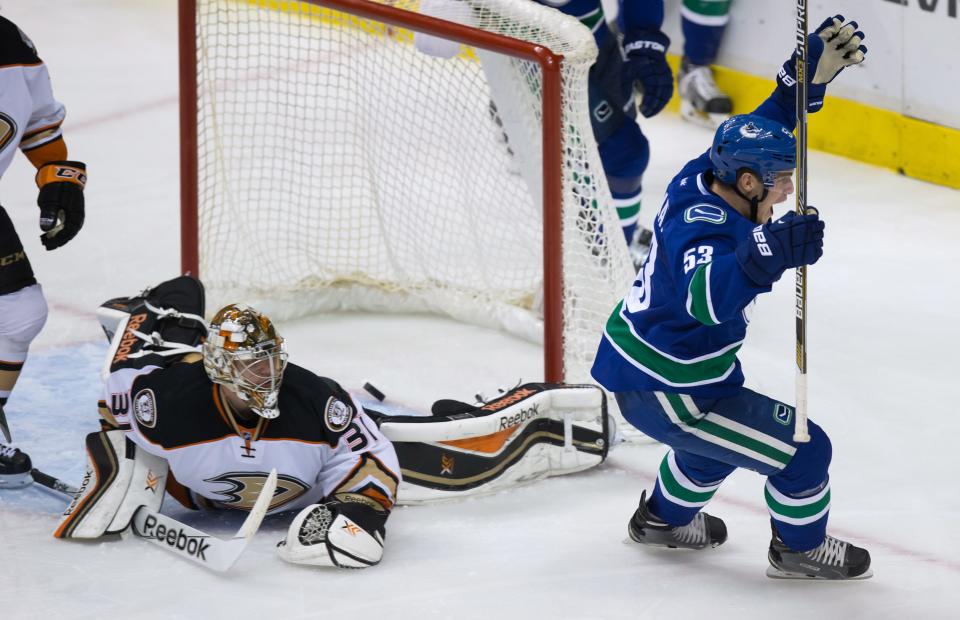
[30,468,79,496]
[793,0,811,443]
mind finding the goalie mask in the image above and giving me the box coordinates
[203,304,288,419]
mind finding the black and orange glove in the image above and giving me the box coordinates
[36,160,86,251]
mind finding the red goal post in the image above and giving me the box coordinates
[178,0,633,384]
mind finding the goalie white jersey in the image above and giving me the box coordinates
[101,359,400,515]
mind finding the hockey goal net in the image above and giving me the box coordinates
[179,0,634,383]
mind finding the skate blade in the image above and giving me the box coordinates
[624,535,714,551]
[680,101,729,130]
[765,566,874,580]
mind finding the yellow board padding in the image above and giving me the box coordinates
[665,55,960,190]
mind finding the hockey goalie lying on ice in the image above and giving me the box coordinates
[51,275,611,569]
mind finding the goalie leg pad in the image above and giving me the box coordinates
[277,497,386,569]
[53,430,167,539]
[377,383,611,504]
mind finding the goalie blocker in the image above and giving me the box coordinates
[367,383,612,504]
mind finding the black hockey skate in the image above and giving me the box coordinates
[627,491,727,550]
[678,57,733,129]
[0,443,32,489]
[767,524,872,580]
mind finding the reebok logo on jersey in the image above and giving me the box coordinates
[140,515,211,561]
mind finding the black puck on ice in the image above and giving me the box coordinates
[363,382,385,402]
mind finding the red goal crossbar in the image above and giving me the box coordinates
[178,0,566,382]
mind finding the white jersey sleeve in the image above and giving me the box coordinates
[0,17,66,179]
[316,396,401,509]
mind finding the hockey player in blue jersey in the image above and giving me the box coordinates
[533,0,673,266]
[591,15,872,579]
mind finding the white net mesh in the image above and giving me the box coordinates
[193,0,634,382]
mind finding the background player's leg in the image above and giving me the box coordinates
[678,0,733,127]
[0,206,48,484]
[588,35,653,269]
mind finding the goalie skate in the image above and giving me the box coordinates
[0,443,32,489]
[766,525,873,580]
[627,491,727,550]
[678,58,732,129]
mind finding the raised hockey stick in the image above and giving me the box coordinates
[129,468,277,572]
[793,0,811,443]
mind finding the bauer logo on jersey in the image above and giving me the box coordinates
[684,204,726,225]
[133,388,158,428]
[324,397,353,432]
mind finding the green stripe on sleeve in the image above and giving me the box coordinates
[687,263,719,326]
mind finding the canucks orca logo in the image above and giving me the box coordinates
[205,471,309,511]
[773,404,793,426]
[684,204,727,225]
[739,122,762,138]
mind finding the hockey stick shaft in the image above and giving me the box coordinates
[793,0,811,443]
[30,468,80,496]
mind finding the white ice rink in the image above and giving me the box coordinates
[1,2,959,618]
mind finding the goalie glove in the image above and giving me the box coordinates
[36,160,87,250]
[276,493,388,569]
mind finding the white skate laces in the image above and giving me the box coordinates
[805,534,847,567]
[670,512,711,545]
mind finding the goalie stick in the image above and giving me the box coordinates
[27,458,277,572]
[128,469,277,572]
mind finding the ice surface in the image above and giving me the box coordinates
[1,2,958,618]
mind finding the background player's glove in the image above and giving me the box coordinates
[276,493,388,568]
[736,209,825,286]
[776,15,867,113]
[36,160,86,251]
[623,28,673,118]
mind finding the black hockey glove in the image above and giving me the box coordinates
[36,160,86,251]
[736,209,825,286]
[623,28,673,118]
[776,15,867,113]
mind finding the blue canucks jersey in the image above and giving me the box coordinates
[533,0,664,46]
[591,92,796,398]
[591,151,772,398]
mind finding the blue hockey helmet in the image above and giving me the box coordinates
[710,114,796,187]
